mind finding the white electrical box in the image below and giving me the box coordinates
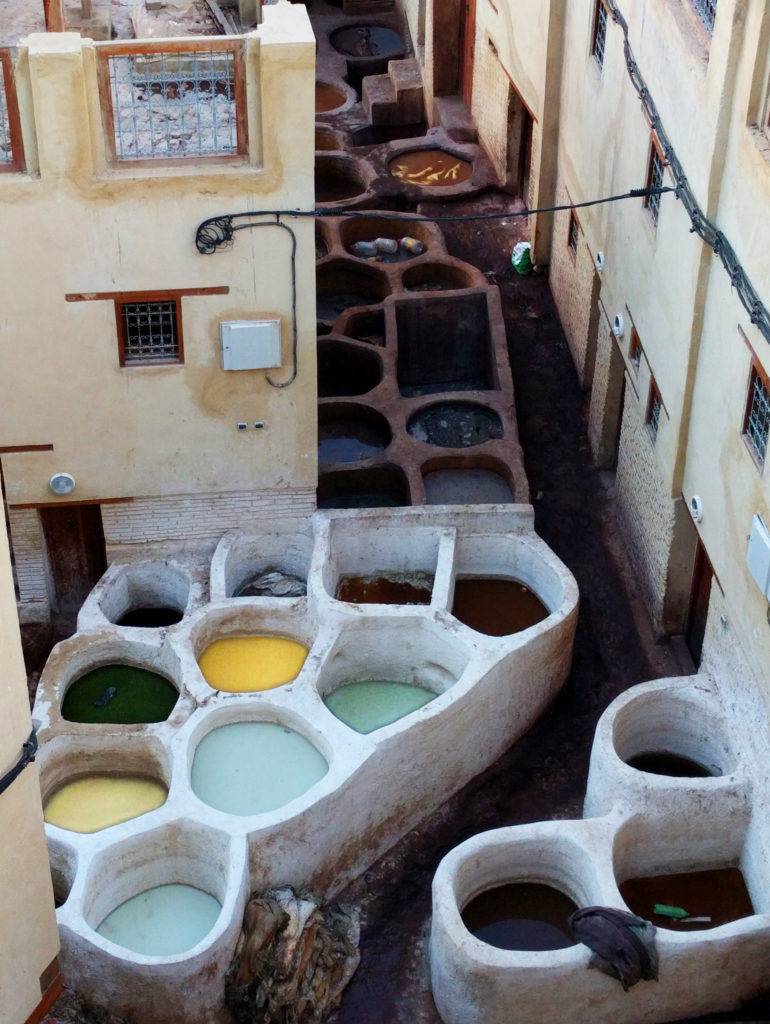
[220,320,282,371]
[746,514,770,598]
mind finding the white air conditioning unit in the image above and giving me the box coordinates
[746,514,770,598]
[221,320,282,371]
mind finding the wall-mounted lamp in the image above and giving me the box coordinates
[49,472,75,496]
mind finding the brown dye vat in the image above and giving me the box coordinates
[316,83,346,113]
[390,149,472,187]
[626,752,714,778]
[452,578,548,636]
[620,868,754,930]
[117,607,183,628]
[336,573,433,605]
[462,883,578,952]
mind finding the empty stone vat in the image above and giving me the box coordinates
[315,155,369,204]
[94,562,191,629]
[344,308,386,346]
[407,402,503,448]
[316,260,389,322]
[318,339,383,397]
[318,403,391,464]
[315,126,344,151]
[423,464,514,505]
[390,148,472,187]
[402,262,475,292]
[317,465,410,508]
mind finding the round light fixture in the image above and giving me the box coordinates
[49,472,75,496]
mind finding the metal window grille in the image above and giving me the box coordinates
[689,0,717,33]
[745,369,770,466]
[593,1,608,68]
[646,147,664,224]
[106,50,238,160]
[121,301,179,362]
[0,69,12,166]
[630,337,642,371]
[648,387,662,440]
[568,214,579,253]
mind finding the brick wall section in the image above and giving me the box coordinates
[472,36,511,181]
[615,384,677,629]
[549,186,600,389]
[588,305,626,467]
[101,489,317,545]
[8,509,50,605]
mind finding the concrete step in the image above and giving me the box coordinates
[433,94,478,143]
[388,58,425,123]
[362,73,398,126]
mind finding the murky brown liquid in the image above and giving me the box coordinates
[462,883,578,951]
[316,84,345,112]
[117,607,183,627]
[626,751,713,778]
[390,149,472,187]
[336,574,433,604]
[620,867,754,930]
[451,577,548,636]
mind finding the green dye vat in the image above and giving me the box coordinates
[325,679,436,734]
[61,664,179,724]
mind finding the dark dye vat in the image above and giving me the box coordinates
[462,883,578,952]
[424,468,513,504]
[318,343,382,397]
[330,26,403,59]
[620,868,754,931]
[390,149,472,187]
[319,410,390,464]
[452,578,548,636]
[62,665,178,725]
[317,466,409,509]
[626,752,713,778]
[319,437,385,463]
[336,573,433,604]
[317,292,382,320]
[315,231,329,260]
[408,403,503,448]
[347,310,386,346]
[396,293,494,397]
[316,83,346,112]
[349,122,428,147]
[116,607,183,628]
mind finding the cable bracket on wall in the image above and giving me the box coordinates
[0,726,38,798]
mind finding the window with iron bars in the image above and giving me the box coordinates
[119,298,182,365]
[743,362,770,468]
[591,0,609,69]
[568,212,579,255]
[644,137,665,226]
[0,49,24,172]
[98,43,246,162]
[688,0,717,35]
[629,329,643,373]
[647,379,662,441]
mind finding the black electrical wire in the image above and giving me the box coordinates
[0,726,37,798]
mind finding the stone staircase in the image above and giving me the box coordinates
[362,58,425,127]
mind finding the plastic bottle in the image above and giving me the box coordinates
[351,240,378,258]
[373,237,399,254]
[399,236,426,255]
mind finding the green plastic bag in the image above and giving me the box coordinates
[511,241,532,275]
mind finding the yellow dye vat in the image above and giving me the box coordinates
[44,776,167,834]
[198,636,309,692]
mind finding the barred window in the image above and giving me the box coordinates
[568,212,579,254]
[744,363,770,467]
[629,329,643,373]
[592,0,609,68]
[647,379,662,441]
[688,0,717,35]
[645,139,665,226]
[119,300,181,364]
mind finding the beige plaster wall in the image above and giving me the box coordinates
[0,4,317,511]
[0,517,60,1023]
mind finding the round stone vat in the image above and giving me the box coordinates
[318,403,391,464]
[315,126,344,151]
[462,883,579,951]
[211,531,313,601]
[45,776,166,834]
[317,465,410,508]
[315,228,329,260]
[325,679,436,734]
[197,635,309,693]
[344,309,386,346]
[97,563,191,628]
[402,262,475,291]
[390,148,472,187]
[316,260,389,322]
[451,577,549,636]
[61,663,179,725]
[330,25,403,59]
[190,719,328,816]
[315,155,369,204]
[318,339,383,397]
[97,884,222,957]
[407,402,503,448]
[340,215,432,262]
[422,459,515,505]
[315,82,346,113]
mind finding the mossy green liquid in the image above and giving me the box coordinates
[61,664,178,724]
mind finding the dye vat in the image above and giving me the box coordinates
[325,679,436,733]
[620,868,754,931]
[336,573,433,604]
[61,665,178,725]
[317,466,410,509]
[452,578,548,636]
[191,721,328,816]
[408,403,503,448]
[626,752,714,778]
[117,607,183,627]
[330,26,403,59]
[390,149,472,187]
[402,263,474,292]
[318,341,383,397]
[234,571,306,599]
[315,156,367,204]
[318,407,391,464]
[424,468,513,504]
[317,265,387,322]
[97,884,221,956]
[198,636,308,693]
[346,310,386,346]
[316,83,346,113]
[462,883,579,951]
[44,776,166,834]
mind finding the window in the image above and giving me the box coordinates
[644,136,665,226]
[591,0,609,68]
[647,379,662,441]
[568,212,579,254]
[97,41,246,163]
[0,49,24,172]
[629,329,643,372]
[688,0,716,35]
[744,361,770,468]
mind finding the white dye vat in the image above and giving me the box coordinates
[97,884,221,957]
[191,721,328,816]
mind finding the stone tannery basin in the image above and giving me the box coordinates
[33,506,578,1024]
